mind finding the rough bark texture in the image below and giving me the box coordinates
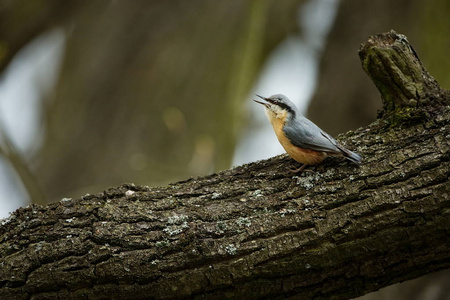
[1,31,450,300]
[359,30,446,125]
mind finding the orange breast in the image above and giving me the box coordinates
[269,111,326,165]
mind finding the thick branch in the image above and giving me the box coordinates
[1,32,450,300]
[359,30,449,124]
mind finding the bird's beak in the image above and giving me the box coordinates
[253,94,269,107]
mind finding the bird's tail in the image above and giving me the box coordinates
[337,144,362,165]
[344,150,362,165]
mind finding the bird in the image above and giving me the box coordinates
[254,94,362,172]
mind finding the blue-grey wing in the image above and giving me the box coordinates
[283,117,341,153]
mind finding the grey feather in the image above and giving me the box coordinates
[256,94,362,165]
[275,96,362,164]
[283,115,341,153]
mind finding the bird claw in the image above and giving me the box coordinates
[288,164,312,174]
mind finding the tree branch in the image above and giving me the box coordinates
[1,31,449,300]
[359,30,448,124]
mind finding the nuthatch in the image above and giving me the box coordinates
[254,94,362,172]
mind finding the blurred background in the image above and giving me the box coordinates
[0,0,449,298]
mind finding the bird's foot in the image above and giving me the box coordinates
[289,164,313,174]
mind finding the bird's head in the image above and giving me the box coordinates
[253,94,297,120]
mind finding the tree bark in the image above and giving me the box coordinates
[1,31,449,300]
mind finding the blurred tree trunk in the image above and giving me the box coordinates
[308,0,450,135]
[415,0,450,90]
[1,31,449,300]
[13,0,305,202]
[0,0,79,73]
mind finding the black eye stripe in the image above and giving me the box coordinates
[277,102,294,113]
[270,100,295,118]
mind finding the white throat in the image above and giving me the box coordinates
[265,105,287,120]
